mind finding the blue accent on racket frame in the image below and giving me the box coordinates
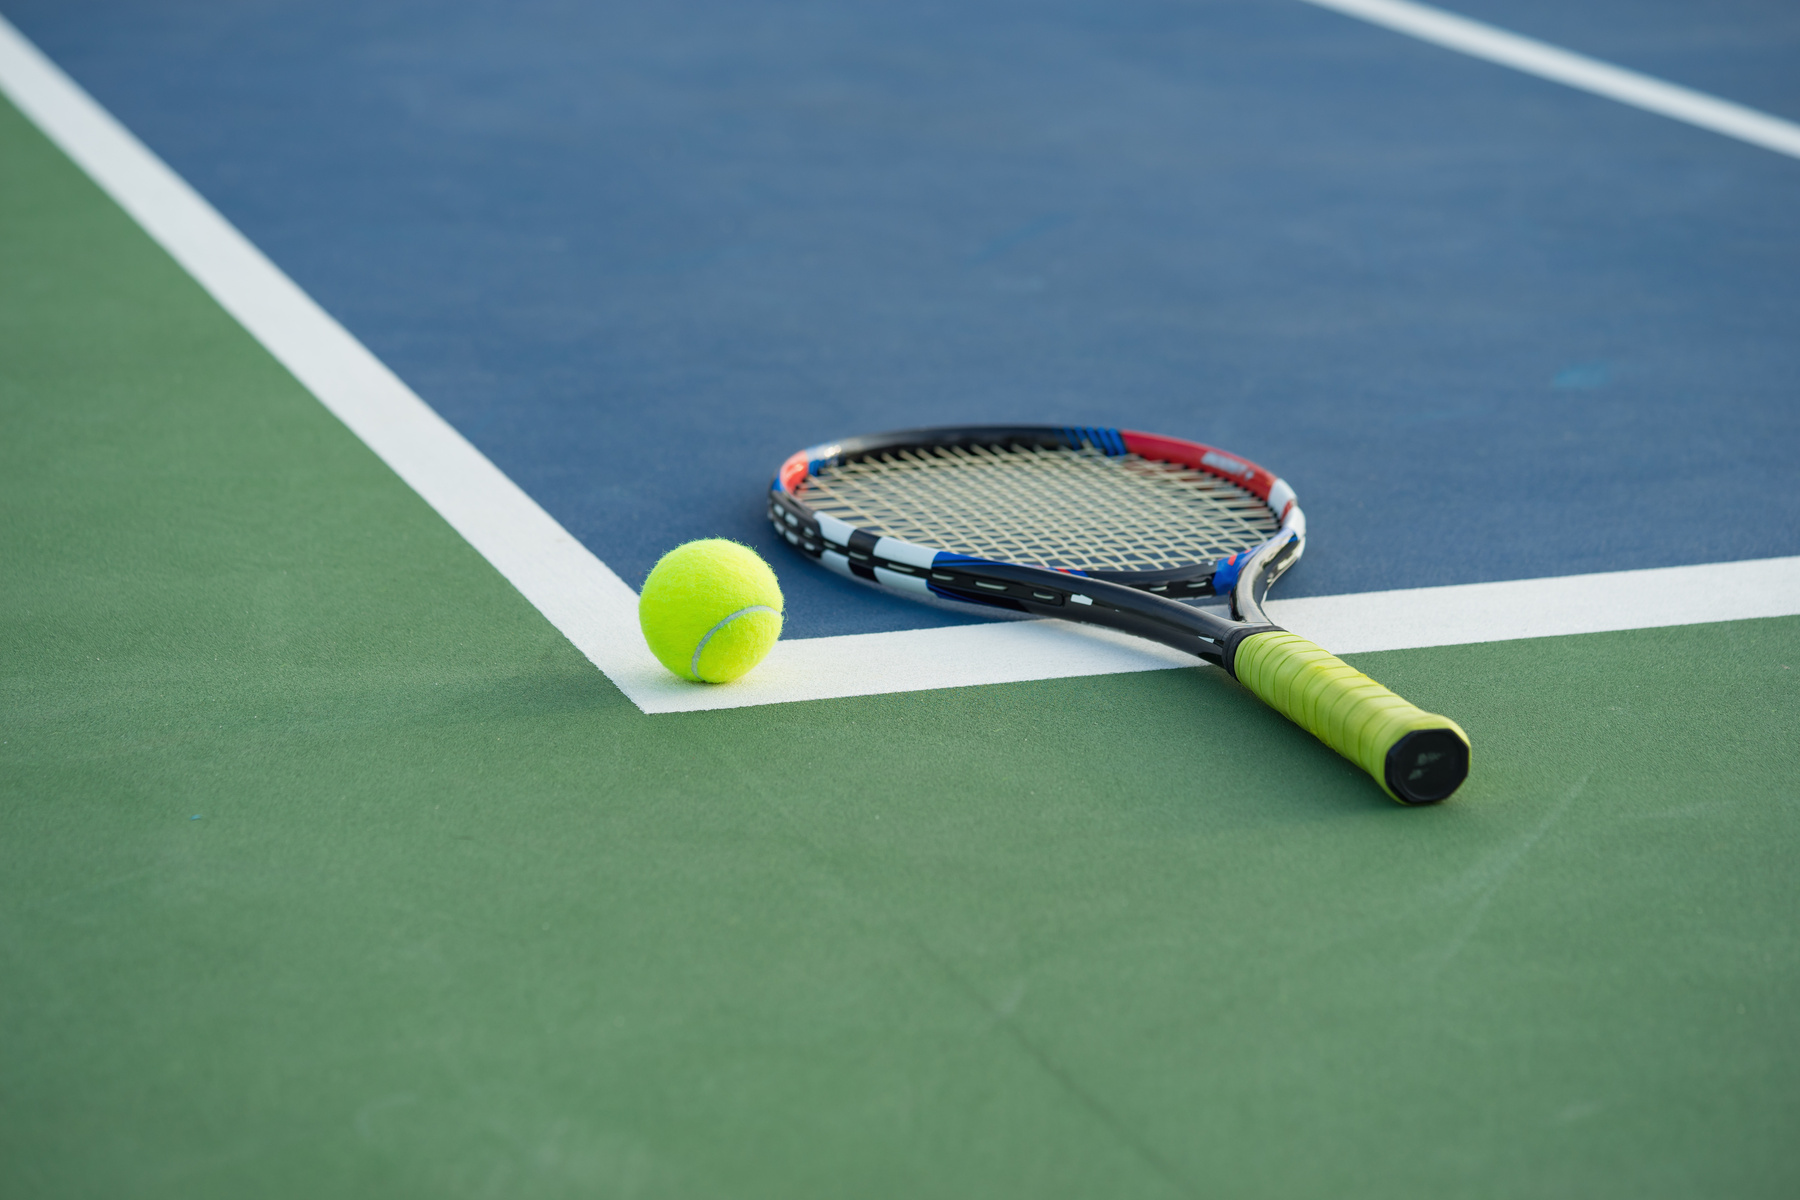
[926,583,1017,609]
[1062,426,1126,456]
[1211,552,1247,595]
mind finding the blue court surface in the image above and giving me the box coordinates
[10,0,1800,637]
[4,2,1800,1196]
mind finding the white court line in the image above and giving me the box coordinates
[4,15,1798,717]
[0,14,658,697]
[1301,0,1800,161]
[628,558,1800,712]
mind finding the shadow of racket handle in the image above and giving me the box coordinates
[1229,629,1470,804]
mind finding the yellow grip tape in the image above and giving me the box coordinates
[1232,630,1469,804]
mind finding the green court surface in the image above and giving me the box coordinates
[4,92,1799,1198]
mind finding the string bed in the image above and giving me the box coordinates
[796,442,1280,572]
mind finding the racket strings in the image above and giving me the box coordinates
[797,442,1279,572]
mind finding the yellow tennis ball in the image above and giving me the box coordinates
[638,539,784,683]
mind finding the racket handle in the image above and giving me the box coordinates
[1229,629,1470,804]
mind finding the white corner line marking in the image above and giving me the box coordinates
[625,557,1800,713]
[0,14,657,695]
[4,16,1797,718]
[1299,0,1800,161]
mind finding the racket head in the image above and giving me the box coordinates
[767,425,1305,615]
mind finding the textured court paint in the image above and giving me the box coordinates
[9,0,1800,639]
[0,13,658,697]
[13,10,1794,716]
[5,95,1800,1199]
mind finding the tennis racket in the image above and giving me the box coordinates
[766,425,1469,804]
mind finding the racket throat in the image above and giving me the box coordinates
[1218,623,1283,677]
[925,567,1262,668]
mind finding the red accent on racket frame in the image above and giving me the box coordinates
[1119,430,1276,500]
[777,451,810,494]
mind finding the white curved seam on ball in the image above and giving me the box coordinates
[690,605,779,680]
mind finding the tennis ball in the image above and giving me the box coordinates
[639,539,784,683]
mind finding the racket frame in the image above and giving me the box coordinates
[766,424,1303,671]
